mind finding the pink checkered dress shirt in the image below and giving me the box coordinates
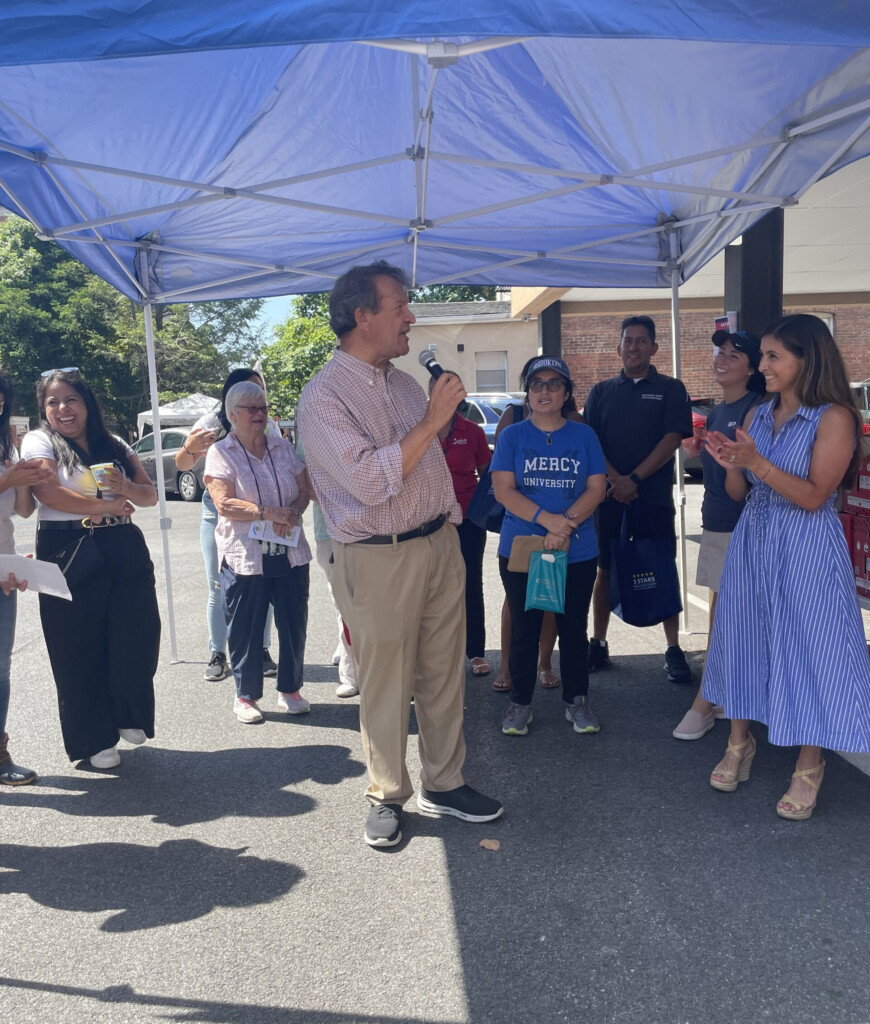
[297,349,461,543]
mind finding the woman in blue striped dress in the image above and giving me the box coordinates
[702,314,870,820]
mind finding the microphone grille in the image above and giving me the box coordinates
[418,350,435,367]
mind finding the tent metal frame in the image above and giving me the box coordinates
[3,35,870,653]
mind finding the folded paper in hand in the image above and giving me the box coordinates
[247,521,301,548]
[0,554,72,601]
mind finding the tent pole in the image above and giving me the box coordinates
[669,235,690,636]
[143,301,180,663]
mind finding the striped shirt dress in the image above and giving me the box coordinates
[702,400,870,751]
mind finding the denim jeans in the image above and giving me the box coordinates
[201,490,273,653]
[0,589,16,735]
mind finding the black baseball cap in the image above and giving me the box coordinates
[712,329,761,370]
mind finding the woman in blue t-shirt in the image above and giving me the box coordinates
[672,330,765,741]
[491,357,607,738]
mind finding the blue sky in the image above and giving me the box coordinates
[255,294,294,339]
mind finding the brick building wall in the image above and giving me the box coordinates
[562,305,870,406]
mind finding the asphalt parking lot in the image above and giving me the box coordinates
[2,479,870,1024]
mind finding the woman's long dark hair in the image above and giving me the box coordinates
[36,371,133,476]
[763,313,862,486]
[0,372,15,465]
[217,369,264,437]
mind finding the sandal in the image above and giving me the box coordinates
[537,669,560,689]
[710,733,756,792]
[470,658,491,677]
[491,672,511,692]
[777,759,825,820]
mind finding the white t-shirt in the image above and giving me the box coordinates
[20,429,135,522]
[0,449,19,554]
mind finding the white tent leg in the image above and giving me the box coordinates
[143,301,179,663]
[669,244,690,637]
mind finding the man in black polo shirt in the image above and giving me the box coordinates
[583,315,694,682]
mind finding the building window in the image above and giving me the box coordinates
[475,350,507,392]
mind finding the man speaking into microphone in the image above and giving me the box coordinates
[298,261,503,848]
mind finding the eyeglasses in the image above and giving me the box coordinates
[40,366,79,378]
[237,405,268,414]
[528,378,566,392]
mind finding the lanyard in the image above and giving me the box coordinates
[237,438,286,555]
[238,438,284,508]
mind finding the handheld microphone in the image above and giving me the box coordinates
[419,350,445,381]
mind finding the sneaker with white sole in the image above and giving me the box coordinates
[566,696,600,734]
[365,803,402,847]
[234,697,263,724]
[417,785,504,822]
[90,747,120,769]
[277,691,310,714]
[673,706,724,740]
[332,647,342,667]
[336,681,359,698]
[501,702,533,736]
[204,650,230,682]
[118,729,147,745]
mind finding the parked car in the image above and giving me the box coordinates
[850,381,870,434]
[682,403,714,478]
[462,393,521,448]
[132,427,205,501]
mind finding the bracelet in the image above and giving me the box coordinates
[562,510,572,520]
[531,506,542,526]
[289,505,302,517]
[758,461,773,481]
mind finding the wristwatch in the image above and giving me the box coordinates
[629,472,642,485]
[257,506,264,521]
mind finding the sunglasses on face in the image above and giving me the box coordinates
[528,378,566,392]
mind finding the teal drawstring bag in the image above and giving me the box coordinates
[525,550,567,614]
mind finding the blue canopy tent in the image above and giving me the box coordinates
[1,1,869,657]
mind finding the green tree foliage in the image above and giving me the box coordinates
[0,218,264,433]
[409,284,496,302]
[260,293,334,417]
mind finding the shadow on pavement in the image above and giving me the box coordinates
[0,839,302,932]
[435,650,870,1024]
[0,977,441,1024]
[0,744,365,826]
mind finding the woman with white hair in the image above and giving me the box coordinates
[204,380,313,723]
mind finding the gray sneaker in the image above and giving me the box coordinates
[566,696,600,734]
[204,651,229,682]
[502,702,533,736]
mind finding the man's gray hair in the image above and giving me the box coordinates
[329,260,410,338]
[225,381,266,425]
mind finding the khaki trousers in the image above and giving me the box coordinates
[331,522,467,805]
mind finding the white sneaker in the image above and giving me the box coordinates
[336,681,359,698]
[118,728,147,745]
[234,697,264,724]
[90,747,120,769]
[277,691,310,714]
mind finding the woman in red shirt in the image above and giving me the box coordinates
[430,375,493,676]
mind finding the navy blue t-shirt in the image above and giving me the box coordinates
[700,393,762,532]
[491,418,607,563]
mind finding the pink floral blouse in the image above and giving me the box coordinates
[205,432,312,575]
